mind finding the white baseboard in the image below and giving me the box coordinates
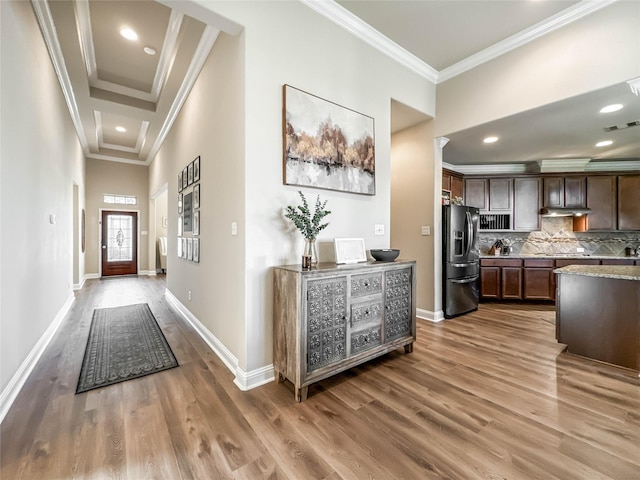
[0,292,75,425]
[417,308,445,323]
[164,289,274,391]
[139,270,156,276]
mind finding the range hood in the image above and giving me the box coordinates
[540,207,592,217]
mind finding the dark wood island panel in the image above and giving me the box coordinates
[555,266,640,371]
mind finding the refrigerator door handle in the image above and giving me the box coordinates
[450,275,479,284]
[465,211,473,258]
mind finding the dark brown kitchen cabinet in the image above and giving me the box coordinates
[442,168,464,200]
[586,175,616,231]
[523,259,555,300]
[617,175,640,230]
[513,177,541,231]
[543,176,586,208]
[480,258,522,300]
[464,178,487,210]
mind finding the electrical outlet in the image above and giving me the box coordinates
[421,226,431,236]
[188,290,192,301]
[374,224,384,235]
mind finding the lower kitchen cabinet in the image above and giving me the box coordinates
[480,265,500,299]
[523,259,555,300]
[273,261,416,402]
[501,265,523,299]
[480,258,522,300]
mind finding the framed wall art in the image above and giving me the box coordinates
[182,238,187,259]
[334,238,367,264]
[283,84,375,195]
[187,238,193,261]
[183,192,193,232]
[182,167,188,190]
[193,238,200,263]
[193,156,200,182]
[178,171,183,192]
[193,183,200,209]
[178,193,183,214]
[193,210,200,236]
[187,162,194,185]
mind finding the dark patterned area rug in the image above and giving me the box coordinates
[76,303,178,394]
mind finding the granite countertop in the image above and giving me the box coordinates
[554,265,640,281]
[480,254,638,260]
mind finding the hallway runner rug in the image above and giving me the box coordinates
[76,303,178,393]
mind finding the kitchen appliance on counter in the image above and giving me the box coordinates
[443,204,480,318]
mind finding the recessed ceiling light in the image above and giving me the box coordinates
[596,140,613,147]
[115,126,126,133]
[600,104,623,113]
[119,27,138,41]
[483,136,499,144]
[143,46,156,56]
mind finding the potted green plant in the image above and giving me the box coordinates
[285,191,331,266]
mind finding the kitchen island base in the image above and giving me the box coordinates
[555,266,640,372]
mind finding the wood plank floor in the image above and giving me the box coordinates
[1,276,639,479]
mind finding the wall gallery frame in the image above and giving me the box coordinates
[193,210,200,236]
[193,183,200,209]
[193,156,200,182]
[193,238,200,263]
[283,84,375,195]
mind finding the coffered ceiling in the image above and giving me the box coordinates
[33,0,219,165]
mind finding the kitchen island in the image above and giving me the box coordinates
[555,265,640,371]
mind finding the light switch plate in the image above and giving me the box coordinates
[231,222,238,236]
[374,224,384,235]
[421,226,431,236]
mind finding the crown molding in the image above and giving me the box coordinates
[438,0,617,82]
[146,26,220,166]
[151,10,184,99]
[300,0,617,84]
[299,0,438,83]
[586,160,640,172]
[32,0,90,155]
[534,158,592,172]
[450,163,530,175]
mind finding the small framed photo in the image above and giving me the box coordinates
[182,238,187,259]
[178,192,183,214]
[187,162,194,185]
[193,183,200,209]
[193,238,200,263]
[193,156,200,182]
[178,171,183,192]
[178,216,183,236]
[335,238,367,264]
[187,238,193,261]
[193,210,200,236]
[182,167,188,189]
[177,237,183,257]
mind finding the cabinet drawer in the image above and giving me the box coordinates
[350,272,382,297]
[523,259,554,268]
[481,258,522,267]
[350,299,382,327]
[555,259,600,267]
[350,326,382,355]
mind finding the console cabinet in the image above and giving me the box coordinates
[273,261,416,401]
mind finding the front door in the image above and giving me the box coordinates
[101,210,138,276]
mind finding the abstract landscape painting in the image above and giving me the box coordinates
[283,85,375,195]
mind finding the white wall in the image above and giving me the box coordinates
[153,0,436,378]
[0,1,85,394]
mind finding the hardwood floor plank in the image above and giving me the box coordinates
[2,277,639,480]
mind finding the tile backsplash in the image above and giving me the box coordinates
[479,217,640,256]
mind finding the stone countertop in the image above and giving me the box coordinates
[480,254,638,260]
[554,265,640,281]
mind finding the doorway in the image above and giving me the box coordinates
[101,210,138,276]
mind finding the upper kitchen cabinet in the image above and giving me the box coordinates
[586,175,616,231]
[464,178,512,211]
[543,176,586,208]
[464,178,487,210]
[513,177,541,231]
[442,168,464,201]
[617,175,640,230]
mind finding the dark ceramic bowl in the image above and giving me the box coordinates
[370,249,400,262]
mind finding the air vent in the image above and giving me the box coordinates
[603,120,640,132]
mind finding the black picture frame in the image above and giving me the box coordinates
[187,162,194,185]
[193,184,200,209]
[193,156,200,182]
[193,210,200,236]
[178,171,183,192]
[182,167,188,189]
[193,238,200,263]
[183,192,193,232]
[178,192,183,214]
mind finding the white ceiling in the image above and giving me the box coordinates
[34,0,640,169]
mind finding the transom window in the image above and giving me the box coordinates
[103,194,137,205]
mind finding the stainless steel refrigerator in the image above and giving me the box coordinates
[442,205,480,318]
